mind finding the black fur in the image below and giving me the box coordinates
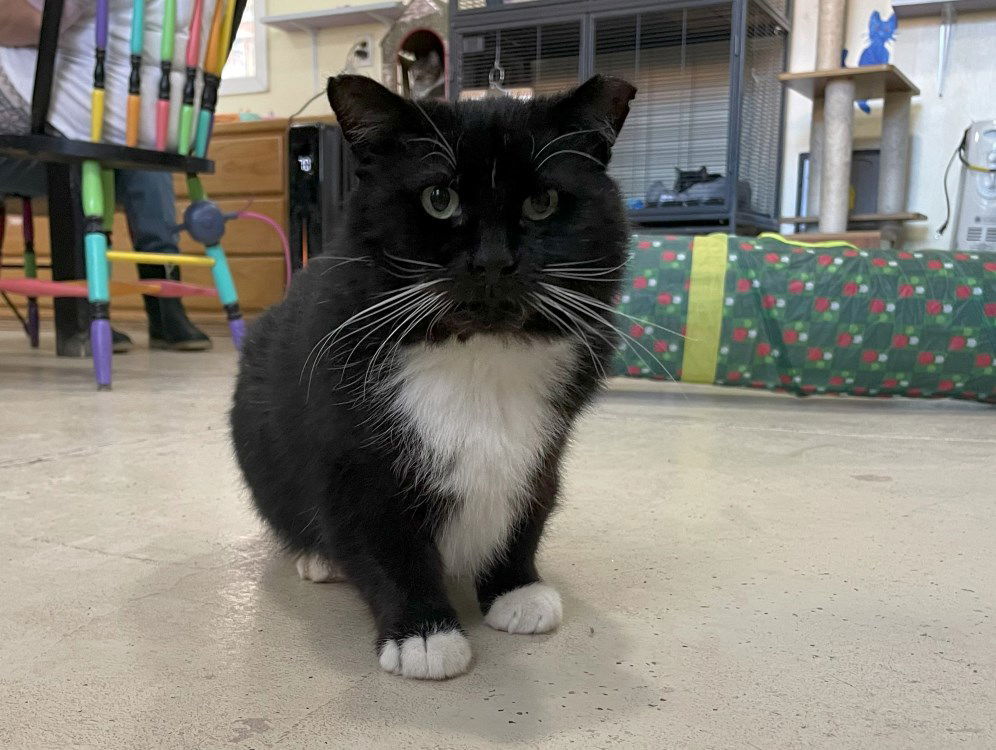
[230,74,635,674]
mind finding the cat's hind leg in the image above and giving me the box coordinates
[294,551,346,583]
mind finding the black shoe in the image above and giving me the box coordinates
[112,328,133,354]
[138,261,212,351]
[145,297,212,351]
[56,329,132,356]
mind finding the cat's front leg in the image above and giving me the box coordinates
[330,494,472,680]
[476,455,563,635]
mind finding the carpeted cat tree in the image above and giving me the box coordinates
[380,0,448,100]
[778,0,923,247]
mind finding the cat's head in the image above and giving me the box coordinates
[327,74,636,342]
[410,50,443,86]
[868,11,897,43]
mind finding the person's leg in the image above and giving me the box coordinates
[115,169,210,350]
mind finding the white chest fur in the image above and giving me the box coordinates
[389,335,576,578]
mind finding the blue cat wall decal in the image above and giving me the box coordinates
[857,10,898,114]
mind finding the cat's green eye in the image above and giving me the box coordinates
[523,189,559,221]
[421,185,460,219]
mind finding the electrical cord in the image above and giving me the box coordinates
[937,136,961,237]
[237,210,292,289]
[936,127,996,237]
[289,42,377,123]
[288,89,327,122]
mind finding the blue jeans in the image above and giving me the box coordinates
[0,160,179,255]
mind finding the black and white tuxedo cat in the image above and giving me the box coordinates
[230,73,635,679]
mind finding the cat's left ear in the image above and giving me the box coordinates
[887,12,897,32]
[558,75,637,138]
[327,74,418,151]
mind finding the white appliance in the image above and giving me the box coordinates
[952,119,996,252]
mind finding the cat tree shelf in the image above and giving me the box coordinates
[892,1,996,95]
[892,0,996,16]
[782,211,928,225]
[779,65,920,100]
[260,3,404,32]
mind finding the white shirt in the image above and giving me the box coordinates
[0,0,214,148]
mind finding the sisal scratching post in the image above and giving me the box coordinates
[807,97,825,220]
[816,0,847,70]
[813,0,848,229]
[878,92,912,247]
[819,77,855,233]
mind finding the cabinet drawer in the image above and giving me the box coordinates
[175,133,285,198]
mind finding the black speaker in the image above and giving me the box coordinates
[287,123,355,270]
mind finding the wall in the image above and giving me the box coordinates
[780,1,996,248]
[218,0,391,121]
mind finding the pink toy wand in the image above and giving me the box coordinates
[155,0,177,150]
[176,0,205,155]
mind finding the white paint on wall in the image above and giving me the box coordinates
[218,0,388,120]
[781,1,996,247]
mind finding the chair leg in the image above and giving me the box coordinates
[27,300,40,348]
[82,161,112,389]
[22,198,40,348]
[90,314,112,389]
[205,243,245,351]
[85,230,112,390]
[186,176,244,352]
[228,313,246,351]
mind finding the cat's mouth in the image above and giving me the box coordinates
[432,300,529,342]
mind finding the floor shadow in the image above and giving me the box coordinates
[246,551,664,745]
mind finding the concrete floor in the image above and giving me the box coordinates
[1,329,994,749]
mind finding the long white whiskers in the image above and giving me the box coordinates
[528,293,608,379]
[383,252,444,269]
[406,136,455,168]
[542,284,684,388]
[410,101,457,165]
[362,293,445,396]
[534,149,606,172]
[300,279,448,393]
[532,128,604,162]
[541,282,689,341]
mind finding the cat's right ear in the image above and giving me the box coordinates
[327,74,414,149]
[557,75,637,138]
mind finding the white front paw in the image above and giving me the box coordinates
[485,582,562,634]
[378,629,472,680]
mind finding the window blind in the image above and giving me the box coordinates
[593,7,734,204]
[738,2,787,216]
[459,22,581,96]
